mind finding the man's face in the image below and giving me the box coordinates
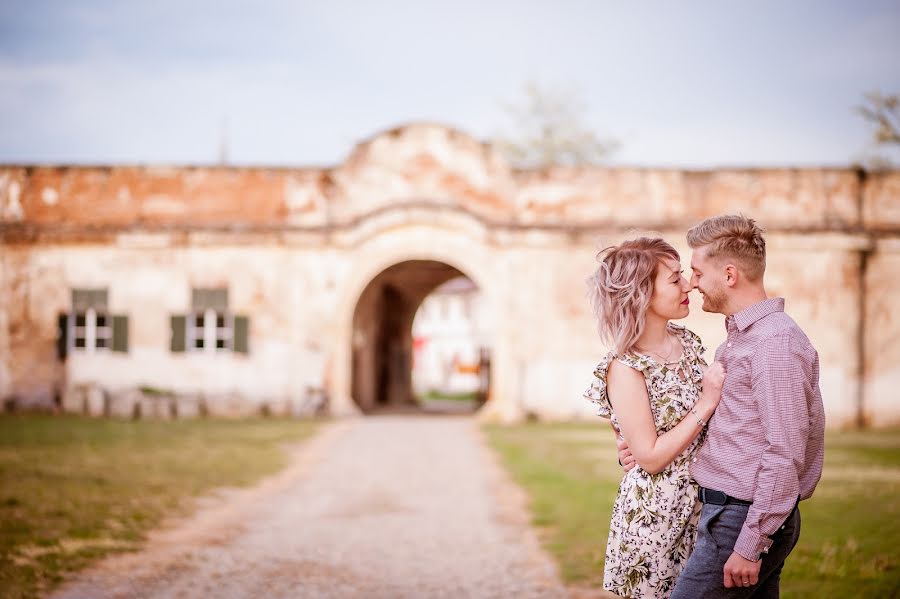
[690,245,729,314]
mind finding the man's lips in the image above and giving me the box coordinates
[681,298,690,305]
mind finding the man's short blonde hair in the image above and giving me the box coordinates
[686,214,766,281]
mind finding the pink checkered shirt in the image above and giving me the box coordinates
[690,297,825,561]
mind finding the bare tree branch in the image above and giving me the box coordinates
[494,82,620,169]
[857,91,900,146]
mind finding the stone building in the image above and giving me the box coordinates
[411,276,489,398]
[0,124,898,426]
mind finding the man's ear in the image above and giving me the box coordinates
[724,264,740,287]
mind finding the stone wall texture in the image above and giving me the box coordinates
[1,124,898,426]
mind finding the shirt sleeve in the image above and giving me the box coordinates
[734,333,813,561]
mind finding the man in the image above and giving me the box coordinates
[616,214,825,597]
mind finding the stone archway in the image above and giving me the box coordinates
[350,260,481,413]
[327,220,524,423]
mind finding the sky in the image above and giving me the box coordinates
[1,0,899,168]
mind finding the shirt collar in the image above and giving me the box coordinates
[728,297,785,332]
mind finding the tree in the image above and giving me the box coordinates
[855,92,900,169]
[494,82,620,169]
[857,91,900,147]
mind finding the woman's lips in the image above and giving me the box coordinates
[681,298,690,305]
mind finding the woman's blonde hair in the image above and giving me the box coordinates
[587,237,680,356]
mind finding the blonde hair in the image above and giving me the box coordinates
[686,214,766,280]
[587,237,680,356]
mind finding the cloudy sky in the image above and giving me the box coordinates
[1,0,899,168]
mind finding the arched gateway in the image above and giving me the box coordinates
[347,260,482,414]
[327,204,514,420]
[1,124,899,426]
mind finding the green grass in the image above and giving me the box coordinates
[417,390,480,402]
[484,423,900,598]
[0,414,319,599]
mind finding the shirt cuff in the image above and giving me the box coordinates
[733,526,772,562]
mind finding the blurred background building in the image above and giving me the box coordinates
[1,123,898,426]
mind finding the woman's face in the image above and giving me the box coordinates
[648,257,691,321]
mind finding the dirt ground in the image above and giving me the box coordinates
[51,415,570,599]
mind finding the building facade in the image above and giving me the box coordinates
[411,276,488,398]
[1,124,898,426]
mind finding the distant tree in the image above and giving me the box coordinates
[857,91,900,147]
[494,82,620,169]
[855,92,900,169]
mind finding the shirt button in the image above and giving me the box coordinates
[727,342,733,348]
[692,457,697,463]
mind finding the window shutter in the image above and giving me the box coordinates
[233,315,249,354]
[170,315,187,353]
[112,315,129,353]
[57,313,69,360]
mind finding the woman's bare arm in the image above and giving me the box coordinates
[607,360,723,475]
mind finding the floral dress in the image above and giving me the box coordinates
[583,324,708,598]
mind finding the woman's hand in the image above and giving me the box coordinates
[611,422,636,472]
[697,361,725,419]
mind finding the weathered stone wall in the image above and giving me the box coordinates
[1,125,898,426]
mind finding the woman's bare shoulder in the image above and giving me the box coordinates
[607,358,646,385]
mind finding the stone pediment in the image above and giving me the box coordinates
[327,123,515,223]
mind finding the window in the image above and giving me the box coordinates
[73,309,111,350]
[170,287,249,355]
[57,288,128,359]
[188,309,233,352]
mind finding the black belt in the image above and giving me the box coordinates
[699,486,753,506]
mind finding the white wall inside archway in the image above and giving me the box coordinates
[350,260,483,412]
[411,276,489,410]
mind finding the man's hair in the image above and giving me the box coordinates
[587,237,680,356]
[686,214,766,281]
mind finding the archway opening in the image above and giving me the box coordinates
[350,260,490,414]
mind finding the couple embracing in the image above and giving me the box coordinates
[584,214,825,598]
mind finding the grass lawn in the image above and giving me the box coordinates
[417,390,480,402]
[0,414,319,599]
[484,422,900,598]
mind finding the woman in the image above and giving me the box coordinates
[583,237,724,598]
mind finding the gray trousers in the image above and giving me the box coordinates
[670,502,801,599]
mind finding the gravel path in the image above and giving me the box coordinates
[53,416,567,599]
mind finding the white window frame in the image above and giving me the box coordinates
[70,307,112,353]
[186,308,234,354]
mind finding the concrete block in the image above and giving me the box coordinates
[61,386,85,414]
[173,394,202,419]
[108,389,141,419]
[262,399,291,417]
[139,395,173,419]
[84,385,106,417]
[204,393,258,418]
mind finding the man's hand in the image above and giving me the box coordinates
[723,551,761,588]
[611,423,635,472]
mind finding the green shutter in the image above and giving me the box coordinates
[112,315,129,353]
[57,313,69,360]
[170,315,187,352]
[233,315,249,354]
